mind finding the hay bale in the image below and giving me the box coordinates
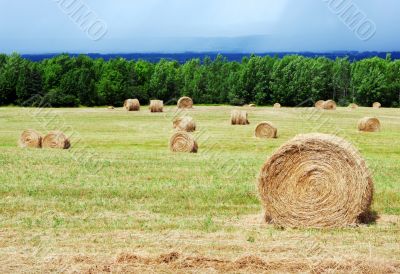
[177,97,193,109]
[149,100,163,112]
[273,103,281,109]
[255,122,278,139]
[358,117,381,132]
[249,104,256,108]
[349,103,358,109]
[124,99,140,111]
[258,133,373,228]
[18,129,42,148]
[231,110,249,125]
[315,100,325,109]
[42,131,71,149]
[173,116,196,132]
[322,100,337,110]
[373,102,381,109]
[169,131,198,153]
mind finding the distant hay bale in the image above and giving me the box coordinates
[42,131,71,149]
[169,131,198,153]
[149,100,163,112]
[173,116,196,132]
[322,100,337,110]
[373,102,381,109]
[107,106,115,110]
[349,103,358,109]
[249,104,256,108]
[255,122,278,139]
[258,133,374,228]
[315,100,325,109]
[273,103,281,109]
[358,117,381,132]
[177,97,193,109]
[231,110,249,125]
[18,129,42,148]
[124,99,140,111]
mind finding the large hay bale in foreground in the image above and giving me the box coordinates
[322,100,337,110]
[315,100,325,109]
[231,110,249,125]
[173,116,196,132]
[358,117,381,132]
[149,100,163,112]
[255,122,277,139]
[177,97,193,109]
[258,133,373,228]
[42,131,71,149]
[373,102,381,109]
[273,103,281,109]
[169,131,198,153]
[18,129,42,148]
[124,99,140,111]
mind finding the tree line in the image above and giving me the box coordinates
[0,53,399,107]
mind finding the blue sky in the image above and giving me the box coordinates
[0,0,399,53]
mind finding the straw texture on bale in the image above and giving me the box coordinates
[258,133,374,228]
[169,131,198,153]
[231,110,249,125]
[124,99,140,111]
[349,103,358,109]
[315,100,325,109]
[358,117,381,132]
[273,103,281,109]
[18,129,42,148]
[42,131,71,149]
[322,100,337,110]
[177,97,193,109]
[149,100,163,112]
[173,116,196,132]
[373,102,381,109]
[255,122,278,139]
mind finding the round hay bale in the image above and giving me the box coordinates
[149,100,163,112]
[173,116,196,132]
[249,104,256,108]
[42,131,71,149]
[315,100,325,109]
[255,122,278,139]
[18,129,42,148]
[231,110,249,125]
[169,131,198,153]
[273,103,281,109]
[124,99,140,111]
[258,133,373,228]
[358,117,381,132]
[349,103,358,109]
[373,102,381,109]
[177,97,193,109]
[322,100,337,110]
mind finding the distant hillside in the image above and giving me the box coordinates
[21,52,400,63]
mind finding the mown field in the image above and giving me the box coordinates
[0,106,399,273]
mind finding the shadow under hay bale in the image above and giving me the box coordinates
[358,117,381,132]
[18,129,42,148]
[177,97,193,109]
[231,110,249,125]
[255,122,277,139]
[42,131,71,149]
[173,116,196,132]
[169,131,198,153]
[258,133,374,228]
[149,100,163,112]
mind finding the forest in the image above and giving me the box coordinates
[0,53,399,107]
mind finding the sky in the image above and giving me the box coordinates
[0,0,399,53]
